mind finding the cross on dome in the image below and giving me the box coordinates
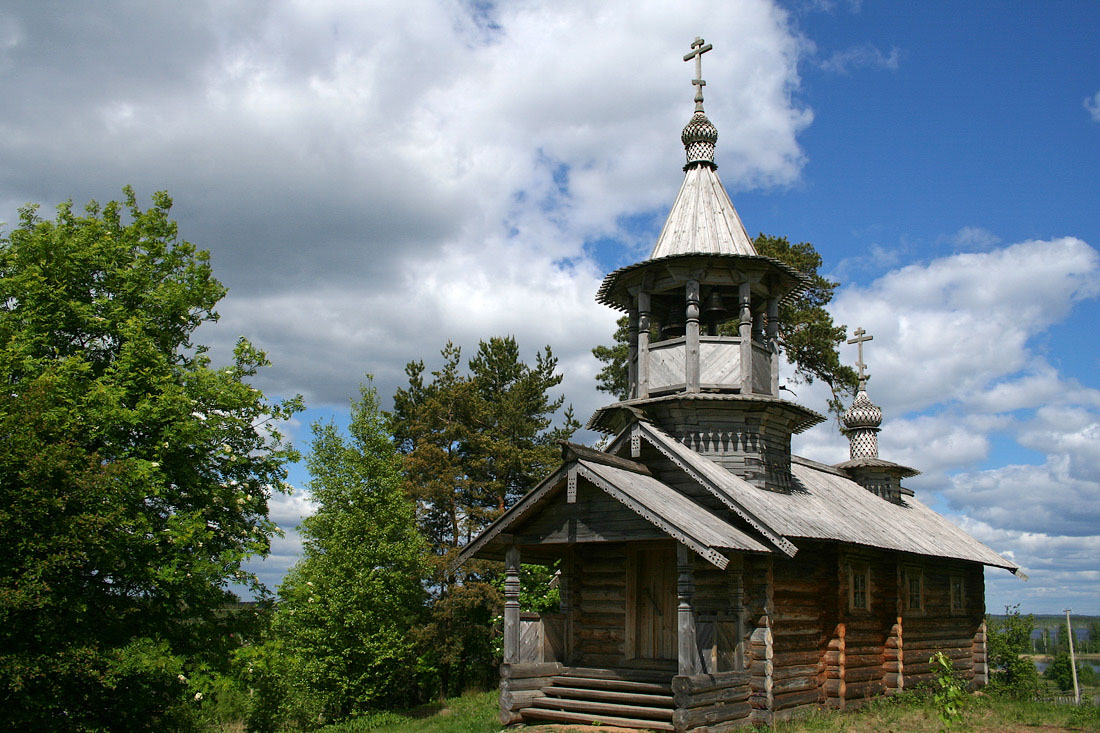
[683,37,713,112]
[847,327,873,387]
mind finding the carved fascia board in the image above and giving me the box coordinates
[574,463,729,570]
[452,465,568,571]
[608,422,797,558]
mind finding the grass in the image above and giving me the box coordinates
[316,690,499,733]
[315,688,1100,733]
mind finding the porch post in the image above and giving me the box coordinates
[503,545,521,664]
[677,543,702,676]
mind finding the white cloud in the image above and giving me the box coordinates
[831,237,1100,414]
[818,43,900,75]
[1085,90,1100,123]
[948,225,1001,251]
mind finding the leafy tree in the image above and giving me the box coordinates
[592,234,859,415]
[274,382,428,724]
[986,604,1040,698]
[390,336,577,696]
[0,189,301,730]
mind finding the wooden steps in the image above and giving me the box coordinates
[520,667,675,731]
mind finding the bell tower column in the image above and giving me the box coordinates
[739,282,753,393]
[637,291,651,399]
[686,280,701,393]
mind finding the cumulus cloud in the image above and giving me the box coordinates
[831,237,1100,414]
[0,0,816,414]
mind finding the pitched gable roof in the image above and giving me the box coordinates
[453,444,771,571]
[614,422,1017,572]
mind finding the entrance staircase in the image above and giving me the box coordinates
[519,667,675,730]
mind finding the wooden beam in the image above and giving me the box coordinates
[561,441,653,476]
[738,282,753,394]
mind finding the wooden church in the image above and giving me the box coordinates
[455,38,1021,731]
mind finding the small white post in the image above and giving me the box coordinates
[1065,609,1080,704]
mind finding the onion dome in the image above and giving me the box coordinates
[842,387,883,431]
[843,384,883,461]
[682,111,718,167]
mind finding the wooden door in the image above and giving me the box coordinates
[628,546,676,661]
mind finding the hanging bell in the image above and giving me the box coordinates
[703,289,727,321]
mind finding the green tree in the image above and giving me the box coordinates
[986,604,1040,698]
[274,382,428,725]
[592,234,859,415]
[390,336,578,696]
[0,189,301,730]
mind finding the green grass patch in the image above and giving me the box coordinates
[317,690,499,733]
[307,687,1100,733]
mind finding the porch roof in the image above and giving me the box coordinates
[453,445,771,571]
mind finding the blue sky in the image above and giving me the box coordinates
[0,0,1096,613]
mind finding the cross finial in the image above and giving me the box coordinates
[847,327,874,388]
[683,37,713,112]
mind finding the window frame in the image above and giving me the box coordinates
[848,563,871,613]
[904,566,925,614]
[949,574,965,614]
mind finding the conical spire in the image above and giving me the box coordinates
[649,39,757,260]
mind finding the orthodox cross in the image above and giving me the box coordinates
[683,37,713,112]
[847,327,873,385]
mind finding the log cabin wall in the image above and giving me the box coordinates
[899,559,985,689]
[769,541,834,718]
[572,542,629,668]
[829,547,895,707]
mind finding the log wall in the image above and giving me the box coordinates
[572,542,629,668]
[498,662,561,724]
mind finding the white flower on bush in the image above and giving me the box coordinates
[194,692,203,701]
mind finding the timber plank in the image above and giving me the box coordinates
[520,707,674,730]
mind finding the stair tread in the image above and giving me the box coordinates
[521,706,675,731]
[550,675,672,694]
[532,696,674,720]
[544,686,673,706]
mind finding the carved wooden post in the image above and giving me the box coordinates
[766,296,779,396]
[638,292,651,399]
[677,544,701,676]
[685,280,701,393]
[627,307,639,399]
[503,545,521,664]
[738,282,753,394]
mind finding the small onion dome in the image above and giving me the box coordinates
[842,389,883,431]
[682,111,718,166]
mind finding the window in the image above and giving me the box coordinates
[950,575,964,613]
[849,565,870,611]
[905,569,924,612]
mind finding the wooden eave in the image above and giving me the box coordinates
[606,422,797,558]
[452,454,773,571]
[596,253,808,313]
[587,392,826,435]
